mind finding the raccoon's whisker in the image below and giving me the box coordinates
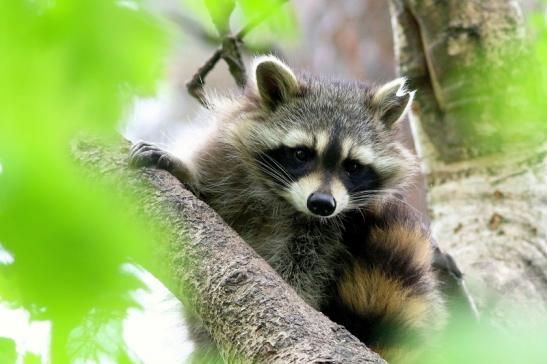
[349,200,379,209]
[350,191,387,200]
[257,164,292,187]
[350,189,401,201]
[350,189,424,219]
[353,193,392,205]
[264,156,295,184]
[256,160,292,185]
[357,208,367,224]
[255,157,283,177]
[259,168,289,186]
[385,194,425,219]
[331,214,345,232]
[255,156,296,188]
[349,191,390,208]
[351,188,398,195]
[354,189,391,194]
[204,182,236,193]
[259,153,296,184]
[202,176,237,192]
[347,204,378,216]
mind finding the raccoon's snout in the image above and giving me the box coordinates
[307,192,336,217]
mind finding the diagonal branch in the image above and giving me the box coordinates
[73,138,386,364]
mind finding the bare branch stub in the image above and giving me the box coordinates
[221,36,247,88]
[186,48,222,106]
[185,0,290,104]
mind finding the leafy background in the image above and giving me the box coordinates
[0,0,168,362]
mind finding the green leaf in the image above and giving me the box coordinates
[0,0,168,362]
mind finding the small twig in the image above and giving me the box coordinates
[186,0,290,106]
[221,36,247,88]
[186,48,222,106]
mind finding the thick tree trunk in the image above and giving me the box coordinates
[72,139,385,364]
[390,0,547,324]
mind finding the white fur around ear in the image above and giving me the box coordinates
[372,77,415,128]
[249,55,299,110]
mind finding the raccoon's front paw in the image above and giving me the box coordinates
[129,141,191,183]
[129,141,168,168]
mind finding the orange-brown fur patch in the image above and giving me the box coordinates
[369,223,432,269]
[338,265,430,330]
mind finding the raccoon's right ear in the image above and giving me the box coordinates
[372,78,415,128]
[251,56,300,111]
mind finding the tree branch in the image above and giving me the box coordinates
[72,138,385,364]
[186,48,223,105]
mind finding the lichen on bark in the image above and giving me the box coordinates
[389,0,547,326]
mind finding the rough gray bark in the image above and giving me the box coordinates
[72,139,385,364]
[390,0,547,325]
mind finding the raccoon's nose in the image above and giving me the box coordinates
[307,193,337,217]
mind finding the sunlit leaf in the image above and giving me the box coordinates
[0,0,167,362]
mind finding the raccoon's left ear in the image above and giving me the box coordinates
[372,78,415,128]
[251,55,300,111]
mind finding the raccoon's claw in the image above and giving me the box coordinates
[129,141,168,168]
[129,141,191,183]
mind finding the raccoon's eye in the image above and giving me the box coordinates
[293,148,313,163]
[343,159,363,175]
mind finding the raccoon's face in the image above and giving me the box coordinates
[236,56,416,218]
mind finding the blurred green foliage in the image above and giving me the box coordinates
[412,309,547,364]
[238,0,297,39]
[0,337,17,364]
[184,0,297,42]
[0,0,166,362]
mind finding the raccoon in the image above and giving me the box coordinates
[129,55,446,362]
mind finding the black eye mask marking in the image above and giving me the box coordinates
[256,140,383,198]
[340,160,382,194]
[343,159,363,175]
[256,145,317,186]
